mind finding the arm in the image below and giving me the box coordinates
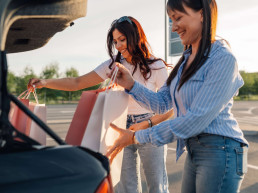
[114,63,173,114]
[28,71,104,91]
[128,81,173,114]
[129,109,174,131]
[136,54,244,146]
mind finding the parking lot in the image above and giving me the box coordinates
[46,101,258,193]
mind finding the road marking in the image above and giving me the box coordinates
[168,147,258,170]
[248,164,258,170]
[60,111,75,113]
[168,147,176,151]
[47,120,71,124]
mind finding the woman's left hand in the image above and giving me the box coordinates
[106,123,135,163]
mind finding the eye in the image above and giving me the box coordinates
[120,38,126,42]
[113,41,117,45]
[176,16,182,21]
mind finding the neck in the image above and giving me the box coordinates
[125,56,132,63]
[191,42,199,56]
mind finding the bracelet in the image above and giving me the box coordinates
[147,119,153,127]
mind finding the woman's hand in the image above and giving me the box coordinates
[129,121,149,131]
[27,78,46,89]
[106,123,135,163]
[110,63,135,91]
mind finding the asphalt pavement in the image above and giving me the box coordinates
[46,101,258,193]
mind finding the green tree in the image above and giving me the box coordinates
[7,71,17,94]
[38,63,60,102]
[15,66,37,98]
[64,67,80,102]
[253,75,258,95]
[239,71,255,96]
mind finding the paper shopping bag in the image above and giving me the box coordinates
[26,102,47,145]
[10,90,47,145]
[65,90,99,145]
[10,98,30,134]
[81,88,129,186]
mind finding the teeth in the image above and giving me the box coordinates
[179,31,185,37]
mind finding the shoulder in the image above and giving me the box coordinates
[202,40,239,78]
[210,40,236,62]
[149,59,166,69]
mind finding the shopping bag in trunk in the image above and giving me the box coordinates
[10,89,47,145]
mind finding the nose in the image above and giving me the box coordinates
[172,22,178,32]
[115,42,122,50]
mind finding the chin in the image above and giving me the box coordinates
[122,53,129,59]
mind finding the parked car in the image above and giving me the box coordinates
[0,0,113,192]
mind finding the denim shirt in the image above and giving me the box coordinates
[126,40,248,161]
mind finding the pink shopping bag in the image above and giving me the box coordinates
[10,89,47,145]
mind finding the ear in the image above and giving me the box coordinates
[200,9,203,23]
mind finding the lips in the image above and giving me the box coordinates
[121,49,127,54]
[178,31,186,38]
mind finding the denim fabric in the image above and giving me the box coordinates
[182,134,248,193]
[115,113,169,193]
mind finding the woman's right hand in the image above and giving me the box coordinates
[112,63,135,91]
[27,78,47,89]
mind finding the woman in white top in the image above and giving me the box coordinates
[28,16,173,193]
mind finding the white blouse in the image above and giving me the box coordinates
[94,57,168,115]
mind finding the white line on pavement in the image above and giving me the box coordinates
[47,120,71,124]
[248,164,258,170]
[168,147,176,151]
[168,147,258,170]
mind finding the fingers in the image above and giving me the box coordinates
[110,148,122,164]
[106,145,116,158]
[128,126,136,131]
[110,123,123,132]
[28,78,40,89]
[107,145,123,164]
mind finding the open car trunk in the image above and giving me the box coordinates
[0,1,112,192]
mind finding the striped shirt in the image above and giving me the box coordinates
[127,40,248,160]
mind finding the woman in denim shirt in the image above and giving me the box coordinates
[107,0,248,193]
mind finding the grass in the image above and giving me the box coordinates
[234,95,258,101]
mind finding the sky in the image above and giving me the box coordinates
[7,0,258,76]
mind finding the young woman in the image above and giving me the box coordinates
[28,16,172,193]
[106,1,248,193]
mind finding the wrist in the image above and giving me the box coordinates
[127,80,135,91]
[132,132,139,144]
[42,79,47,87]
[147,119,153,128]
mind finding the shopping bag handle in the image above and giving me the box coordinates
[18,86,39,104]
[105,66,119,92]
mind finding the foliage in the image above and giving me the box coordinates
[8,63,100,103]
[63,67,81,101]
[37,63,61,102]
[238,71,258,99]
[9,65,257,103]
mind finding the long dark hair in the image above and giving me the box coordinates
[166,0,217,90]
[107,16,169,80]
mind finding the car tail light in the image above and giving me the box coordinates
[95,174,114,193]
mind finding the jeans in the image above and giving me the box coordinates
[115,113,169,193]
[182,133,248,193]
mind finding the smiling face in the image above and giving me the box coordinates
[167,4,203,48]
[112,29,132,62]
